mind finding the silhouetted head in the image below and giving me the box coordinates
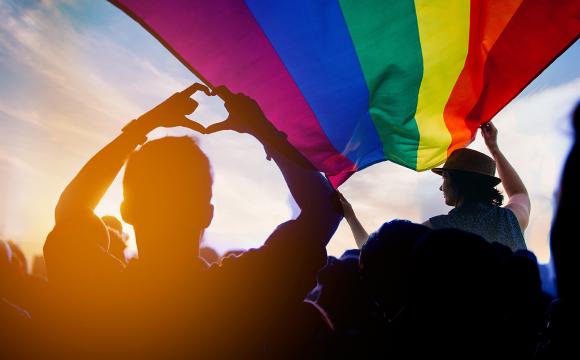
[409,228,499,309]
[439,170,504,207]
[433,148,503,207]
[199,246,219,266]
[360,220,430,315]
[403,229,503,357]
[121,136,213,258]
[0,240,14,285]
[315,256,361,325]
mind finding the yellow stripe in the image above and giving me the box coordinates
[413,0,470,170]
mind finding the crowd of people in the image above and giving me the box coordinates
[0,83,577,358]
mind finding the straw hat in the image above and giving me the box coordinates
[432,148,501,186]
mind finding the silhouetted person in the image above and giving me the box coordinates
[42,84,342,358]
[222,249,245,259]
[263,300,334,358]
[551,104,579,300]
[101,215,129,264]
[31,255,47,280]
[423,122,529,251]
[314,255,362,334]
[339,122,530,252]
[497,249,550,358]
[537,103,580,359]
[360,221,430,323]
[397,228,504,358]
[346,220,429,358]
[0,240,33,358]
[198,246,219,265]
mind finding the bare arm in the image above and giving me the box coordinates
[55,131,148,223]
[337,192,369,248]
[481,122,531,231]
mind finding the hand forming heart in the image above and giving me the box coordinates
[143,83,273,139]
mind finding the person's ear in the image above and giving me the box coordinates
[120,201,134,225]
[201,203,214,229]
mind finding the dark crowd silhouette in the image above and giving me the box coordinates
[0,83,578,359]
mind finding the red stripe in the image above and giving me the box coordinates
[445,0,580,155]
[444,0,522,155]
[110,0,356,185]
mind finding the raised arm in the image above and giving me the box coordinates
[55,84,208,223]
[206,87,342,246]
[337,192,369,248]
[481,122,531,231]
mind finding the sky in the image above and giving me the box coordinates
[0,0,578,263]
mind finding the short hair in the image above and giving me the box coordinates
[360,220,430,277]
[447,170,504,206]
[123,136,212,211]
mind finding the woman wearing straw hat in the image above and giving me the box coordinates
[423,122,530,251]
[339,122,530,252]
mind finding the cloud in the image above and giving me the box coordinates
[0,148,37,174]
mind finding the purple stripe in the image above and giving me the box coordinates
[111,0,356,184]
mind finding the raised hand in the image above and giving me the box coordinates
[480,121,499,153]
[204,85,274,138]
[337,191,355,219]
[138,83,210,133]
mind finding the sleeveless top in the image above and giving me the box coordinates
[429,202,526,252]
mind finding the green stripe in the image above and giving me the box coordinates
[338,0,423,170]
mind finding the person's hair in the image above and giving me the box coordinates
[123,136,212,218]
[447,170,504,206]
[360,220,431,277]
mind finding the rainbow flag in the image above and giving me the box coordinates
[110,0,579,187]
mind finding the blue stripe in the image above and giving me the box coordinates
[244,0,385,167]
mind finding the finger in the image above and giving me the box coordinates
[211,85,234,99]
[175,117,206,133]
[181,83,210,97]
[205,120,230,134]
[183,98,199,115]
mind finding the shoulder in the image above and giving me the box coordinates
[503,193,531,231]
[427,214,450,229]
[43,211,123,286]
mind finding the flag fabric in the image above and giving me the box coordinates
[110,0,579,187]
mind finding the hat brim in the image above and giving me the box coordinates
[431,168,501,186]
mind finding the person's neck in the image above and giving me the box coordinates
[134,226,202,270]
[454,196,466,208]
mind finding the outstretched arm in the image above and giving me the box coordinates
[55,84,208,223]
[481,122,531,231]
[206,87,342,246]
[338,192,369,248]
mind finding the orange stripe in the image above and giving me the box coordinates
[444,0,523,156]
